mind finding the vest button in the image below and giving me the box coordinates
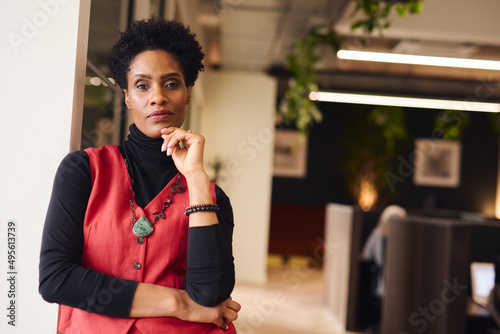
[137,237,145,244]
[132,262,141,270]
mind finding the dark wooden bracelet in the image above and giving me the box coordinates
[184,204,220,216]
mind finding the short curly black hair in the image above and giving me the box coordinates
[109,17,205,90]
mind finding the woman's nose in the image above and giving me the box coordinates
[150,85,167,105]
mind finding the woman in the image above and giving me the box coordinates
[39,17,240,333]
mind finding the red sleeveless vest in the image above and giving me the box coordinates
[58,145,235,334]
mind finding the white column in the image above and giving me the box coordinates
[0,0,91,332]
[132,0,151,20]
[163,0,177,20]
[200,70,277,284]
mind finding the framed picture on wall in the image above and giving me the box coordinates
[273,130,308,178]
[413,138,461,188]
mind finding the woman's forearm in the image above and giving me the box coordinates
[129,282,181,318]
[185,224,235,306]
[183,184,236,307]
[129,282,239,329]
[184,171,219,227]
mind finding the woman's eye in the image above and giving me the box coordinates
[165,81,179,89]
[135,82,148,90]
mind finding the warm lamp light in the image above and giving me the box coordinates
[309,91,500,113]
[358,180,377,212]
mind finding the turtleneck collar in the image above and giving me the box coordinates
[120,124,175,167]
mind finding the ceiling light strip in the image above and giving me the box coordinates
[337,50,500,71]
[309,91,500,113]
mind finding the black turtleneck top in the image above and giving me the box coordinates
[39,125,235,318]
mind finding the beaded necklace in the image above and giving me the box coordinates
[124,158,185,244]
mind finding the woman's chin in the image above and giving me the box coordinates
[136,122,183,138]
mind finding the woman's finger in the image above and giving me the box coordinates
[223,307,238,322]
[227,300,241,312]
[162,130,194,149]
[219,320,228,330]
[220,301,240,322]
[160,130,187,155]
[160,126,178,136]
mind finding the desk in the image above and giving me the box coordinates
[382,215,500,334]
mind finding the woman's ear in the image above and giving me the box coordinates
[123,89,131,109]
[186,87,192,105]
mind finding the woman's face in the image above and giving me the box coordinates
[124,49,191,138]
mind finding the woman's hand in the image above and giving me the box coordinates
[177,292,241,330]
[161,127,216,225]
[160,127,206,178]
[130,283,240,329]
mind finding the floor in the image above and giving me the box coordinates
[231,256,361,334]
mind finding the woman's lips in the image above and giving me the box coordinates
[148,110,173,121]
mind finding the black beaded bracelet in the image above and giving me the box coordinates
[184,204,220,216]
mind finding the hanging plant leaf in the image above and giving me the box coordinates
[339,106,410,208]
[433,109,471,141]
[350,0,424,35]
[395,3,408,16]
[278,26,342,135]
[408,0,423,13]
[278,0,424,135]
[351,20,365,30]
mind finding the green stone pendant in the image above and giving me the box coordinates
[132,216,153,237]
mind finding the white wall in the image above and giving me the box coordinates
[199,70,277,284]
[0,1,90,333]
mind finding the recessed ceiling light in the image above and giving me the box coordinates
[337,49,500,71]
[309,91,500,113]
